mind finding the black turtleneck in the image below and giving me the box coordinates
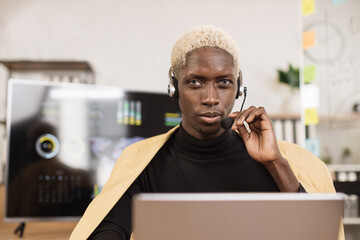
[89,125,281,240]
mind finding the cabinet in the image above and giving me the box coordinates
[327,165,360,239]
[327,165,360,227]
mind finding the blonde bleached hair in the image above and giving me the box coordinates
[170,25,240,77]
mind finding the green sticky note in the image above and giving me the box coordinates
[304,65,316,84]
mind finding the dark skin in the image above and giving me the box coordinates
[176,47,300,192]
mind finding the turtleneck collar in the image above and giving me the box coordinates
[171,124,241,159]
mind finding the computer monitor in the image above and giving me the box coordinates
[5,79,181,221]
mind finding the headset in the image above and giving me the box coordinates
[168,68,245,100]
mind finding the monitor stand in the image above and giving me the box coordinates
[14,222,26,238]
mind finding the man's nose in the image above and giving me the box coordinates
[201,84,220,106]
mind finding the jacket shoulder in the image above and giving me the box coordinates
[277,140,334,193]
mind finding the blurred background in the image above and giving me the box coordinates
[0,0,359,239]
[0,0,301,111]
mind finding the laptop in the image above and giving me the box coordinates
[132,193,344,240]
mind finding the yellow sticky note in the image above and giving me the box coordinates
[304,65,316,84]
[305,108,319,125]
[302,0,315,16]
[303,30,316,49]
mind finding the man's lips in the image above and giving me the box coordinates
[198,112,222,124]
[200,112,221,117]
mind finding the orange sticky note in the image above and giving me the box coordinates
[305,108,319,126]
[302,0,315,16]
[303,30,316,49]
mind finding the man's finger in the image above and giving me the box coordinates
[242,107,267,123]
[237,106,256,124]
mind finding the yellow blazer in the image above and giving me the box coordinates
[70,126,344,240]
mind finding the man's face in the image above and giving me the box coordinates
[176,47,237,140]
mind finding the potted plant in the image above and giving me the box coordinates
[277,64,300,113]
[277,64,300,90]
[342,147,352,164]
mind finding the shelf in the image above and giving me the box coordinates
[268,114,300,120]
[0,60,93,71]
[319,114,360,122]
[343,217,360,225]
[327,164,360,172]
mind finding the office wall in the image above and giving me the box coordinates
[0,0,301,115]
[302,0,360,164]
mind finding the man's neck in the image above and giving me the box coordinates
[180,123,226,140]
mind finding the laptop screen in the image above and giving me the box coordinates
[133,193,344,240]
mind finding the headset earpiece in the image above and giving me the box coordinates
[236,69,244,99]
[168,69,179,99]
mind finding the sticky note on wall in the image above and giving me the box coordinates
[302,0,315,16]
[305,108,319,125]
[301,84,320,109]
[303,65,316,84]
[306,138,320,157]
[303,30,316,49]
[332,0,347,6]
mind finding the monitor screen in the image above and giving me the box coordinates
[5,79,181,220]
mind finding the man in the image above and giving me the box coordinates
[70,25,343,240]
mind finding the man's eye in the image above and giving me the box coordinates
[188,80,201,86]
[219,79,232,86]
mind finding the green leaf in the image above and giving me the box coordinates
[277,64,300,89]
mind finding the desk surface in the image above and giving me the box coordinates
[0,184,78,240]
